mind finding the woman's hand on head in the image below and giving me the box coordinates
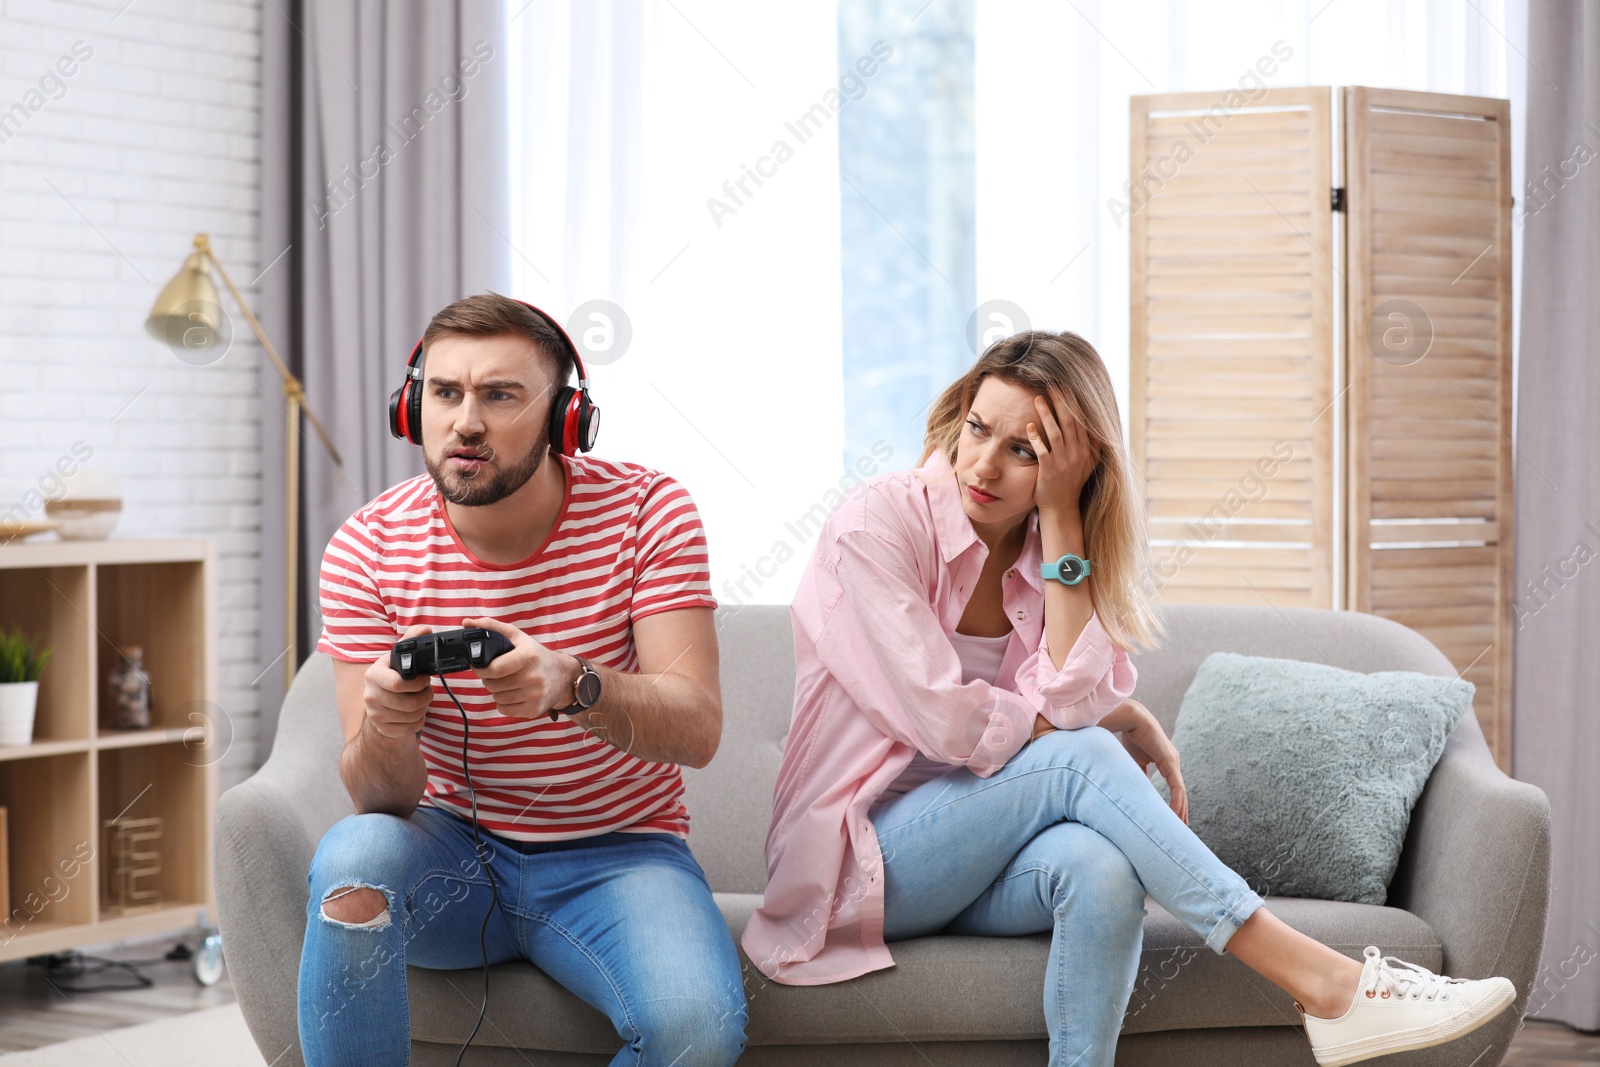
[1026,392,1096,522]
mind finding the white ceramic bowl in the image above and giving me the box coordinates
[45,468,122,540]
[46,501,121,539]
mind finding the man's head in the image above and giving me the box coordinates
[417,293,575,507]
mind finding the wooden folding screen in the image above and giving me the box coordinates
[1130,88,1335,609]
[1344,88,1514,765]
[1129,87,1514,769]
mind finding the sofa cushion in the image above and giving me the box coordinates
[1155,652,1471,905]
[406,892,1441,1051]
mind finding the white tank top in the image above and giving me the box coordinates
[948,629,1011,685]
[876,630,1013,803]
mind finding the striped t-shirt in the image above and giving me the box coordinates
[314,452,717,841]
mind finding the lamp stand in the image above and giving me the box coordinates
[197,236,342,692]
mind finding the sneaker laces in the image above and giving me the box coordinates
[1364,948,1462,1002]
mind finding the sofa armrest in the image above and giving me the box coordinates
[217,760,352,1067]
[1388,713,1551,999]
[215,664,354,1067]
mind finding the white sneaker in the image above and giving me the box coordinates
[1297,946,1516,1066]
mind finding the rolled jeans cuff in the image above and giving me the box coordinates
[1204,886,1267,955]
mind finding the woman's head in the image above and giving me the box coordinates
[919,330,1160,651]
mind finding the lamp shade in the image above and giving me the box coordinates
[145,246,224,352]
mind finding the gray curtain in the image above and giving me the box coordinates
[257,0,511,755]
[1514,0,1600,1032]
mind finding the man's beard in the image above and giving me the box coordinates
[424,438,545,507]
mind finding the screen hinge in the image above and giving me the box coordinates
[1331,187,1346,212]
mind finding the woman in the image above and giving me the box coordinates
[743,331,1515,1066]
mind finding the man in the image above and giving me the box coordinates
[297,292,746,1066]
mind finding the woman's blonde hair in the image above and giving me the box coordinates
[919,330,1162,652]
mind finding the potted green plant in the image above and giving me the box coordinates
[0,627,53,745]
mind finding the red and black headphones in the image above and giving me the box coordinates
[388,298,599,455]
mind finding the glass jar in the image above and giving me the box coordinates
[108,645,150,730]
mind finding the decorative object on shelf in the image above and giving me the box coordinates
[0,625,53,745]
[103,814,164,917]
[147,233,345,691]
[0,518,63,544]
[44,467,123,540]
[107,645,151,731]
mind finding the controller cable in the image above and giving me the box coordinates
[439,674,505,1067]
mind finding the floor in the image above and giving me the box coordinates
[0,936,1596,1062]
[1504,1022,1600,1067]
[0,936,235,1055]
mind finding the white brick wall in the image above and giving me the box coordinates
[0,0,265,795]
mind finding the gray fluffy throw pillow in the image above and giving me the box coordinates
[1150,652,1471,905]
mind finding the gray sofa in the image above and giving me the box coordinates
[216,604,1551,1066]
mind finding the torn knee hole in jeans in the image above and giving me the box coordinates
[320,883,391,929]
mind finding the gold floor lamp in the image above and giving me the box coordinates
[146,233,344,690]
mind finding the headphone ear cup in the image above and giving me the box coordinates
[548,386,578,455]
[391,338,426,444]
[576,397,599,453]
[406,375,423,444]
[388,382,408,441]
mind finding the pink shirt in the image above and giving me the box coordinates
[741,449,1137,985]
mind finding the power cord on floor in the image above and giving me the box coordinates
[25,945,193,993]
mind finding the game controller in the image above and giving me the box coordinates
[390,627,515,680]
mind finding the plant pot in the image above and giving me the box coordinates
[0,681,40,745]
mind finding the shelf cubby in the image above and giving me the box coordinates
[97,742,209,918]
[96,560,206,733]
[0,752,95,942]
[0,564,92,743]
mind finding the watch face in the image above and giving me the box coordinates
[1061,557,1085,582]
[576,669,602,707]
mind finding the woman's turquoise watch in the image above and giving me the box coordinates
[1041,553,1092,586]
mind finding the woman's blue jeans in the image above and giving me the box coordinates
[871,726,1265,1067]
[297,805,748,1067]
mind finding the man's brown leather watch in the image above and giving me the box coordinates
[549,656,602,720]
